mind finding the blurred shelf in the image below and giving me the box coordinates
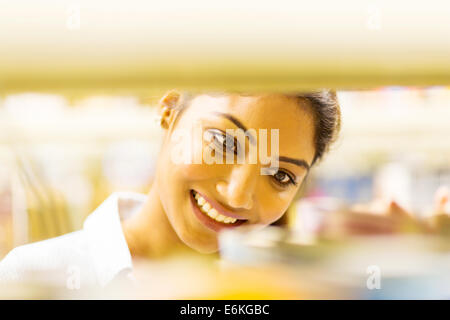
[1,1,450,93]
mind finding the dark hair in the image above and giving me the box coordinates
[298,90,341,166]
[173,90,341,165]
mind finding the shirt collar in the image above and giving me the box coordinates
[83,192,147,286]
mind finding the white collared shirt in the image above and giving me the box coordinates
[0,192,147,288]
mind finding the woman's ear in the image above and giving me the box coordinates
[158,90,181,129]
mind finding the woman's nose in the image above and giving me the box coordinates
[216,165,256,210]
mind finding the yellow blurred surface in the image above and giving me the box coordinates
[1,1,450,93]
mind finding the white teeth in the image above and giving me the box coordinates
[202,203,212,212]
[197,197,206,206]
[208,209,218,218]
[224,217,235,224]
[193,191,237,224]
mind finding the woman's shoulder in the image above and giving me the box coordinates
[0,230,96,286]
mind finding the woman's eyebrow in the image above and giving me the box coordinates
[279,156,310,171]
[212,112,256,145]
[212,112,310,170]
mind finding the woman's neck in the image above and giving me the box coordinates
[122,183,186,258]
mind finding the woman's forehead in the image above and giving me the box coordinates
[189,94,310,121]
[188,94,314,135]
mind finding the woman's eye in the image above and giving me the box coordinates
[206,129,237,154]
[272,170,296,187]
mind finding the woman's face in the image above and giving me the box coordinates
[154,93,316,253]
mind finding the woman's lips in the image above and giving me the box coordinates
[193,190,248,220]
[189,190,246,232]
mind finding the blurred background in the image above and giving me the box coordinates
[1,0,450,298]
[2,87,450,252]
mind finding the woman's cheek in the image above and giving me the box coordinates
[177,163,227,181]
[258,188,295,224]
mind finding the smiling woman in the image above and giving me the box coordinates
[0,90,341,287]
[123,90,341,255]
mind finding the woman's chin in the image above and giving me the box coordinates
[166,189,224,254]
[194,244,219,254]
[180,233,219,254]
